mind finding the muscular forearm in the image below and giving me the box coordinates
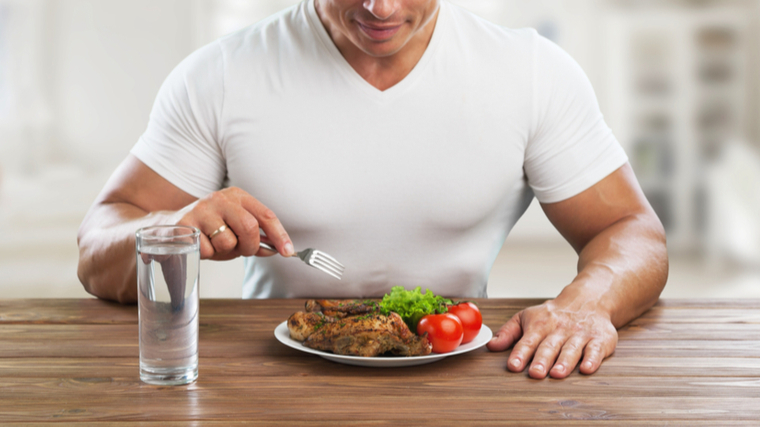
[488,165,667,378]
[554,212,668,327]
[77,203,180,303]
[78,156,294,304]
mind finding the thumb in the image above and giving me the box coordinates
[486,312,523,352]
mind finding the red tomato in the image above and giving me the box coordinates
[417,313,463,353]
[447,302,482,344]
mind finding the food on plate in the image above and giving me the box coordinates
[286,289,482,358]
[417,313,464,354]
[447,302,482,344]
[379,286,452,331]
[305,299,380,318]
[287,311,337,341]
[288,307,432,357]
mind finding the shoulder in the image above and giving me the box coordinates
[443,1,538,53]
[167,2,311,93]
[216,2,311,61]
[444,5,586,88]
[170,40,224,82]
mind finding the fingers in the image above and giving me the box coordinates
[177,187,293,260]
[528,334,614,379]
[197,232,216,260]
[517,332,616,379]
[257,235,279,255]
[496,302,619,379]
[196,217,239,259]
[487,312,523,352]
[528,333,566,379]
[580,335,616,375]
[207,224,238,256]
[508,330,546,374]
[219,203,260,257]
[549,334,590,379]
[239,194,294,257]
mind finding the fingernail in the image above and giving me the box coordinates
[283,242,294,256]
[533,364,544,373]
[584,361,593,369]
[554,364,565,373]
[510,358,521,368]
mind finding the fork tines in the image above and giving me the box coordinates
[309,251,345,280]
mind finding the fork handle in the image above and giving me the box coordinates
[259,242,276,252]
[259,242,298,257]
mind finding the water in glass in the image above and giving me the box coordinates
[138,242,199,385]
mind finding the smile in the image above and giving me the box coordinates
[356,21,402,41]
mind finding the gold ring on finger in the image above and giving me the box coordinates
[208,224,227,240]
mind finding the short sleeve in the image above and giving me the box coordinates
[524,33,628,204]
[130,41,226,198]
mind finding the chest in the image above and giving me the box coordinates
[218,75,531,237]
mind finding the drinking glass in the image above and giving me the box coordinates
[136,225,200,385]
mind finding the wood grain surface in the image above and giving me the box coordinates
[0,298,758,425]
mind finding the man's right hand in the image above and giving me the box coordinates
[175,187,294,261]
[77,155,293,303]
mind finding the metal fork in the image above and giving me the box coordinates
[259,242,344,280]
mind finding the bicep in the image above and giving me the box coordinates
[540,163,660,253]
[96,154,198,214]
[525,35,629,205]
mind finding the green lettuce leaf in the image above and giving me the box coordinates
[379,286,452,331]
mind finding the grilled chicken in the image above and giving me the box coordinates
[304,299,380,318]
[289,300,432,357]
[295,311,432,357]
[287,311,337,341]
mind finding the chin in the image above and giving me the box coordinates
[357,40,407,58]
[362,46,403,58]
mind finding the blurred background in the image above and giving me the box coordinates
[1,0,759,299]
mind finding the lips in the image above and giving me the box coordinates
[356,21,402,41]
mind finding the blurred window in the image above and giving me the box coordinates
[0,4,9,119]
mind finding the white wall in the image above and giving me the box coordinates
[0,0,51,175]
[49,0,196,173]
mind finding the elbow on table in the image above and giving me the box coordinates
[645,224,670,311]
[632,208,670,289]
[78,263,137,305]
[77,246,137,305]
[652,214,670,294]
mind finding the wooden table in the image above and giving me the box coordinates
[0,298,758,425]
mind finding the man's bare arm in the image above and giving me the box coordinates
[77,155,294,303]
[487,163,668,378]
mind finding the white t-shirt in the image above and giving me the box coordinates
[131,0,628,299]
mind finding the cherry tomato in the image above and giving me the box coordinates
[447,302,483,344]
[417,313,463,353]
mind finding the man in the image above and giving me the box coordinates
[77,0,668,379]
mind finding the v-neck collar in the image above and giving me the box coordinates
[305,0,448,103]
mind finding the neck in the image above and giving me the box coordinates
[315,1,440,91]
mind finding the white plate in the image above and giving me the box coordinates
[274,321,493,367]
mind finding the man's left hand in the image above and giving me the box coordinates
[486,299,618,379]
